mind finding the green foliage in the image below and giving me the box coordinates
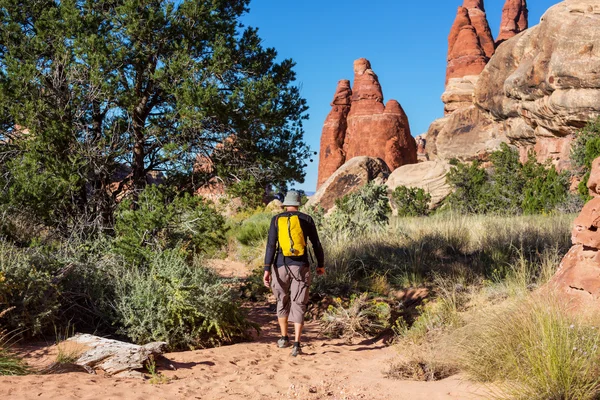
[234,212,272,246]
[113,250,255,349]
[446,144,569,215]
[391,186,431,217]
[0,308,28,376]
[570,117,600,201]
[225,176,266,211]
[0,0,309,234]
[327,183,391,234]
[0,240,117,336]
[114,185,226,264]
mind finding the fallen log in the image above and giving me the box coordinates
[67,333,167,378]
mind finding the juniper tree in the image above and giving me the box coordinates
[0,0,309,232]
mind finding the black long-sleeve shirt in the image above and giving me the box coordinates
[263,211,325,272]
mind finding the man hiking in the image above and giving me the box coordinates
[263,190,325,357]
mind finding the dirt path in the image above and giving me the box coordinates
[0,261,488,400]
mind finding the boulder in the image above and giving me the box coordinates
[442,75,479,115]
[385,161,452,208]
[545,157,600,311]
[306,156,390,211]
[496,0,528,46]
[474,0,600,168]
[265,199,284,212]
[430,106,508,162]
[316,59,417,187]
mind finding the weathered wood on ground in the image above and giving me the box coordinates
[67,333,167,378]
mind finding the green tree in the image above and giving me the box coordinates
[0,0,309,233]
[570,117,600,200]
[391,186,431,217]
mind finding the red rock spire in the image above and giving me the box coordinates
[317,80,352,188]
[496,0,528,46]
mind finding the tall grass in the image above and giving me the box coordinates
[457,296,600,399]
[0,308,28,375]
[313,213,573,297]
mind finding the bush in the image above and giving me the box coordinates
[326,183,391,234]
[570,116,600,200]
[113,250,256,350]
[446,144,569,215]
[320,293,391,339]
[458,297,600,399]
[114,185,226,264]
[235,212,273,246]
[0,240,118,336]
[391,186,431,217]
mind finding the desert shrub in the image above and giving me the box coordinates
[114,185,226,264]
[385,358,457,382]
[391,186,431,217]
[302,204,326,230]
[458,297,600,399]
[113,250,255,350]
[446,144,569,215]
[225,176,266,211]
[235,212,273,246]
[326,182,391,234]
[320,293,391,339]
[570,116,600,200]
[0,240,118,336]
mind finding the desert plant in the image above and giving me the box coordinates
[114,185,226,264]
[326,182,391,235]
[320,293,390,340]
[570,116,600,200]
[385,357,457,382]
[0,307,28,376]
[113,249,256,350]
[234,212,273,246]
[391,186,431,217]
[457,297,600,399]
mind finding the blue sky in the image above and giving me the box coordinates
[241,0,560,192]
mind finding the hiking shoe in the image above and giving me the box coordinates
[291,344,302,357]
[277,336,290,348]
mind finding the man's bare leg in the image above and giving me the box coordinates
[294,322,303,343]
[278,317,288,337]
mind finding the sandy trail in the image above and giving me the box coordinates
[0,261,488,400]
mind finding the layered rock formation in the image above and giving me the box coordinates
[496,0,528,46]
[431,0,598,169]
[385,161,452,209]
[308,156,390,211]
[547,156,600,310]
[446,0,495,85]
[474,0,600,169]
[317,59,417,188]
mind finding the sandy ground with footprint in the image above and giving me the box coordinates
[0,260,488,400]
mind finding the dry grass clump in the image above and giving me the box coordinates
[457,296,600,400]
[385,357,457,382]
[320,293,391,340]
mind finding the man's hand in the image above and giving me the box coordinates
[263,270,272,288]
[316,267,325,276]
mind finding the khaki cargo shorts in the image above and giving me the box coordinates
[271,264,311,324]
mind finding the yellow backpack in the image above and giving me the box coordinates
[277,213,306,257]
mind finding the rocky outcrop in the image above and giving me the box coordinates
[446,1,495,84]
[307,156,390,211]
[546,156,600,310]
[433,0,597,167]
[474,0,600,168]
[442,75,479,115]
[385,161,452,208]
[317,59,417,188]
[317,80,352,188]
[496,0,528,46]
[427,106,508,161]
